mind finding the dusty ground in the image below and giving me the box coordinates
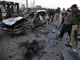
[0,22,79,60]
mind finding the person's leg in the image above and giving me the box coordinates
[59,24,65,38]
[0,18,2,21]
[70,25,78,47]
[67,24,72,37]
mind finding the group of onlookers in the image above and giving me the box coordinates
[52,4,80,48]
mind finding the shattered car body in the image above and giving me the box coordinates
[0,10,49,34]
[26,10,49,26]
[1,17,28,34]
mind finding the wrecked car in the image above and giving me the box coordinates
[0,10,49,34]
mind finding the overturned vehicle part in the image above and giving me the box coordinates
[0,17,30,34]
[0,10,49,34]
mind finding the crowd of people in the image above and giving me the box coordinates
[52,4,80,49]
[0,1,19,21]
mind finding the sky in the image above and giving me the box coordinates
[1,0,80,9]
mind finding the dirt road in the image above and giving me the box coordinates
[0,23,78,60]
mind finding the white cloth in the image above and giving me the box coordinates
[53,13,62,28]
[2,13,7,16]
[1,8,6,12]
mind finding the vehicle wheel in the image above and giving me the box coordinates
[22,26,32,35]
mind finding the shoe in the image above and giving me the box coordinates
[67,41,70,43]
[57,38,63,41]
[65,44,72,47]
[57,35,63,38]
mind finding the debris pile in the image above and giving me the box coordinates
[19,40,44,60]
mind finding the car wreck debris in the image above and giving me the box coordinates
[0,10,49,35]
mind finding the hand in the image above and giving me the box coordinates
[77,28,79,32]
[77,25,80,32]
[70,12,73,20]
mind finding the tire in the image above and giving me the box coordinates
[22,26,32,35]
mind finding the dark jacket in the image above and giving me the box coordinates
[0,8,1,17]
[0,9,1,15]
[71,10,80,25]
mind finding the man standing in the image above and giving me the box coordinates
[6,5,11,18]
[1,5,8,20]
[69,4,80,47]
[0,5,2,21]
[53,7,62,30]
[59,9,72,38]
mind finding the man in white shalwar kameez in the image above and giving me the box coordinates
[53,8,62,30]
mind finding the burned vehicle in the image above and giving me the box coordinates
[0,10,49,34]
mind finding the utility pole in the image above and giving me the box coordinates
[26,0,28,10]
[33,0,35,7]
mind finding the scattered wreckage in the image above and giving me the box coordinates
[0,10,49,34]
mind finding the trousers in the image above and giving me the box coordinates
[70,25,78,47]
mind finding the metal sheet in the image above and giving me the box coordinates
[3,17,23,26]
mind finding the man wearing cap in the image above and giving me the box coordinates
[69,4,80,47]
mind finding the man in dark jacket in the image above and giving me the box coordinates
[69,4,80,47]
[0,8,2,21]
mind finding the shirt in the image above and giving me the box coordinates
[64,12,71,24]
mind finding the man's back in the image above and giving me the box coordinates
[64,12,71,24]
